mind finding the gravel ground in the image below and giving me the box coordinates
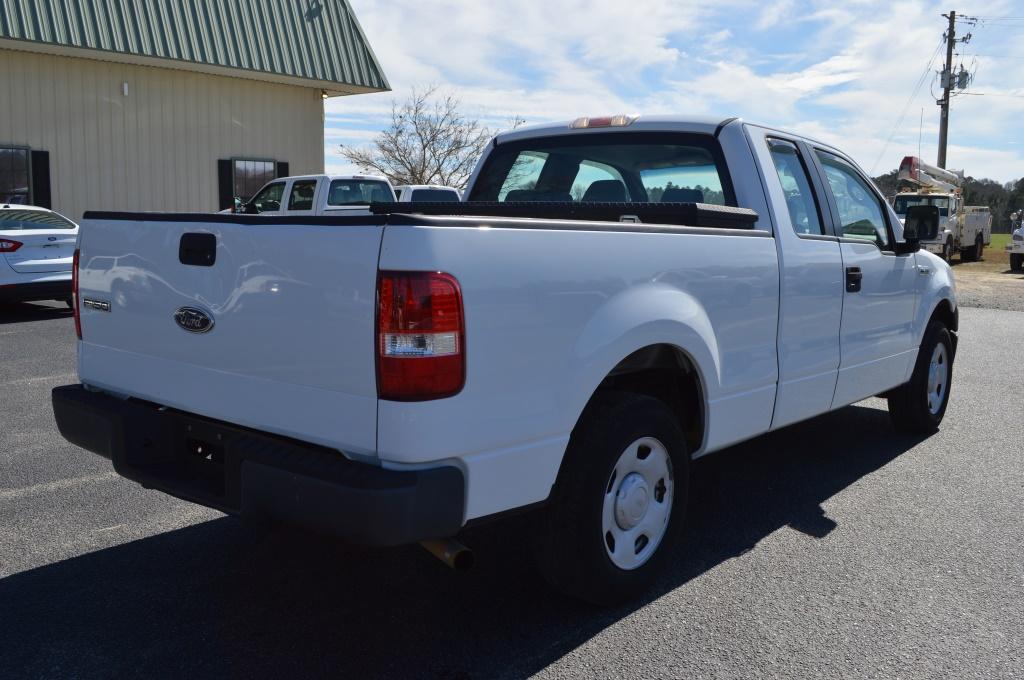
[951,256,1024,312]
[1,301,1022,679]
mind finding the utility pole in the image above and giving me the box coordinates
[936,10,955,169]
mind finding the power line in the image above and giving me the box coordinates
[869,37,944,174]
[957,91,1024,98]
[965,53,1024,59]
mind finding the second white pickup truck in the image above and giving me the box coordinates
[235,174,396,216]
[54,115,957,604]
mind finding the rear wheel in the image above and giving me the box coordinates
[961,236,979,262]
[888,321,953,434]
[534,392,689,605]
[1011,253,1023,272]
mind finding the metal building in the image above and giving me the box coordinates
[0,0,389,221]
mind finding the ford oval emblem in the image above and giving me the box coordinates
[174,307,215,333]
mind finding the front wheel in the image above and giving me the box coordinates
[888,321,953,434]
[533,392,689,605]
[941,240,953,263]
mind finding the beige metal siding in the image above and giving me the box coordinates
[0,48,325,221]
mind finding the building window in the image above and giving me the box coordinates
[0,147,31,204]
[232,159,277,201]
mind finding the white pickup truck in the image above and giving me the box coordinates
[1008,211,1024,272]
[53,116,958,604]
[234,174,396,216]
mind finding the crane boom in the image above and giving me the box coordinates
[898,156,964,192]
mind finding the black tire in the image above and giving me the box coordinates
[941,240,952,262]
[961,238,978,262]
[1011,253,1023,272]
[888,321,953,434]
[534,391,689,605]
[977,237,984,261]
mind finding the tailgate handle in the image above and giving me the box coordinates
[179,233,217,267]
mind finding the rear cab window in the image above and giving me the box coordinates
[409,189,460,202]
[327,179,393,207]
[468,132,735,207]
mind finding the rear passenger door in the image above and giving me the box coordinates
[811,149,918,408]
[749,131,845,430]
[285,179,318,214]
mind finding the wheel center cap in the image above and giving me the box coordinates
[615,473,650,530]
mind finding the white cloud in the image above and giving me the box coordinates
[331,0,1024,182]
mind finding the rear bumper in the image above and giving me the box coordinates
[51,384,465,546]
[0,279,71,303]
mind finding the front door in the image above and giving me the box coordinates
[812,150,918,408]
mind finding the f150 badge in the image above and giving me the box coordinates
[174,307,214,333]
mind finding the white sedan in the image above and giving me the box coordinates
[0,204,78,306]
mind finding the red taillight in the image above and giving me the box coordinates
[0,238,23,252]
[72,248,82,339]
[377,271,464,401]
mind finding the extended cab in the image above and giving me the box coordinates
[235,174,396,216]
[53,116,958,604]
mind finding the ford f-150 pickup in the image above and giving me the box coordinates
[53,115,957,604]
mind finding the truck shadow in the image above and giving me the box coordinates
[1,403,924,679]
[0,301,72,325]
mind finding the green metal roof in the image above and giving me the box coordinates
[0,0,389,94]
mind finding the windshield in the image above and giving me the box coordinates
[893,195,950,217]
[327,180,392,206]
[467,132,733,206]
[0,209,76,230]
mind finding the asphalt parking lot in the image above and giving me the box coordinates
[1,300,1022,679]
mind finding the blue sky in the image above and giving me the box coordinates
[328,0,1024,182]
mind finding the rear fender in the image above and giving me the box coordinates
[561,283,719,448]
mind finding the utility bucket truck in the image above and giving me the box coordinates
[891,156,991,262]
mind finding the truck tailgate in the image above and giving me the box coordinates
[76,214,384,456]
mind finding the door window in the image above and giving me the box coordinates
[250,182,285,212]
[815,151,890,249]
[767,139,824,235]
[287,180,317,210]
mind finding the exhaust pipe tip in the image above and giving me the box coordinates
[420,538,474,570]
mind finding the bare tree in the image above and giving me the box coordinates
[339,86,523,190]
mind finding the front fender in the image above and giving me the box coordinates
[914,250,957,347]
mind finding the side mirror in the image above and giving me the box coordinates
[242,200,260,215]
[903,204,940,242]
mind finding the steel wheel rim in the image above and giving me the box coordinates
[601,437,674,571]
[927,343,948,415]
